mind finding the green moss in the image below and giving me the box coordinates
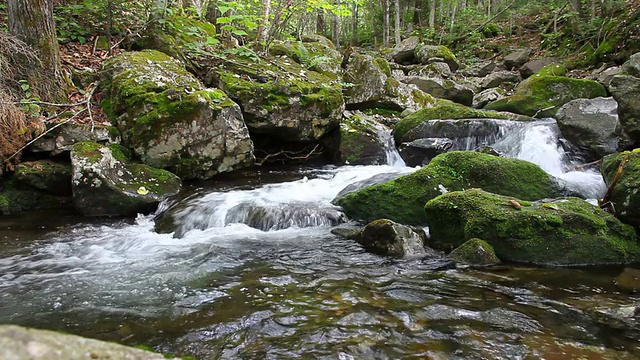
[448,238,500,265]
[373,57,392,77]
[536,63,567,77]
[601,150,640,227]
[485,76,607,117]
[108,144,132,163]
[334,151,559,225]
[73,141,103,162]
[0,179,68,215]
[425,189,640,265]
[394,99,513,143]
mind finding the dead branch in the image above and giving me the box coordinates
[568,159,601,171]
[256,144,322,166]
[600,152,630,207]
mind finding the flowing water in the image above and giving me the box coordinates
[0,120,637,359]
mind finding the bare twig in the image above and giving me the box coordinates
[600,152,630,207]
[257,144,321,166]
[85,82,99,132]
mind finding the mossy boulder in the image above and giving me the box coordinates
[393,99,525,144]
[0,325,178,360]
[344,54,436,113]
[601,150,640,227]
[415,44,459,72]
[404,76,474,106]
[269,40,342,79]
[350,219,431,257]
[448,238,500,266]
[134,14,216,71]
[101,50,255,180]
[520,57,560,78]
[14,160,72,196]
[0,178,69,215]
[424,189,640,266]
[335,112,387,165]
[333,151,560,225]
[485,76,607,117]
[71,141,181,217]
[206,54,344,142]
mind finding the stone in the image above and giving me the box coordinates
[334,151,560,225]
[101,50,255,180]
[594,66,622,87]
[600,150,640,227]
[352,219,434,257]
[0,325,177,360]
[407,62,454,78]
[0,179,69,215]
[71,141,181,217]
[473,88,507,108]
[485,76,607,118]
[503,48,532,70]
[424,189,640,266]
[621,52,640,77]
[334,111,387,165]
[609,74,640,144]
[460,60,496,78]
[28,123,116,155]
[555,97,630,161]
[415,44,459,72]
[334,171,412,199]
[404,76,474,106]
[14,160,72,196]
[398,137,453,166]
[392,36,421,64]
[481,70,521,89]
[520,57,560,78]
[448,238,500,266]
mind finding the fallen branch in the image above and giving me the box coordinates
[256,144,322,166]
[568,159,601,171]
[600,152,630,208]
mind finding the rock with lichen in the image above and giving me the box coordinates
[71,141,181,217]
[101,50,255,180]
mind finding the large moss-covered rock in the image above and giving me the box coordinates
[555,97,630,161]
[71,141,181,217]
[424,189,640,266]
[14,160,72,196]
[206,54,344,142]
[101,50,255,180]
[334,111,387,165]
[601,150,640,227]
[0,325,178,360]
[485,76,607,117]
[404,75,474,106]
[344,54,436,113]
[269,39,342,79]
[0,179,69,215]
[448,238,500,266]
[415,44,459,72]
[333,151,560,225]
[393,99,523,144]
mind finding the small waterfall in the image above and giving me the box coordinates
[492,119,607,199]
[375,126,406,167]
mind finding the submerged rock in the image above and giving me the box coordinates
[0,325,177,360]
[424,189,640,265]
[600,150,640,227]
[71,141,181,217]
[334,151,559,225]
[615,267,640,292]
[485,76,607,117]
[351,219,433,257]
[555,97,630,161]
[101,50,255,180]
[448,238,500,266]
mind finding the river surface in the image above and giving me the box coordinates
[0,120,639,359]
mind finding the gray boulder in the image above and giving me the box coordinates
[404,76,474,106]
[392,36,421,64]
[520,57,559,78]
[71,141,181,217]
[473,88,507,108]
[622,52,640,77]
[398,137,453,166]
[609,55,640,144]
[461,60,496,77]
[335,111,387,165]
[101,50,255,180]
[556,97,630,161]
[594,66,622,87]
[14,160,72,196]
[601,151,640,228]
[407,62,454,78]
[0,325,177,360]
[481,70,521,89]
[352,219,433,257]
[415,44,459,72]
[28,123,117,155]
[504,48,531,70]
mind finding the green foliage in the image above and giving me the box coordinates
[18,80,41,118]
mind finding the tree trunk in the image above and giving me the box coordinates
[316,11,325,35]
[450,0,457,33]
[383,0,390,47]
[8,0,67,102]
[352,2,359,46]
[394,0,401,44]
[256,0,272,43]
[429,0,435,28]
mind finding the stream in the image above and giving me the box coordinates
[0,120,638,359]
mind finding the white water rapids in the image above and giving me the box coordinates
[0,119,608,326]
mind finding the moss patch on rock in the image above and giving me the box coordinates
[448,238,500,266]
[424,189,640,266]
[334,150,559,225]
[485,76,607,117]
[601,150,640,227]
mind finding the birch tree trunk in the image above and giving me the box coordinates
[8,0,67,102]
[256,0,272,43]
[394,0,401,44]
[383,0,390,47]
[429,0,436,28]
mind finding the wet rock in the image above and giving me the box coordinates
[425,189,640,265]
[102,50,255,180]
[520,57,559,78]
[600,150,640,227]
[0,325,177,360]
[352,219,432,257]
[335,111,386,165]
[415,44,459,72]
[622,52,640,77]
[28,122,116,155]
[392,36,421,64]
[609,56,640,144]
[473,88,507,108]
[485,76,607,118]
[615,267,640,292]
[503,48,531,70]
[334,171,411,200]
[224,201,346,231]
[399,137,453,166]
[594,66,622,87]
[71,141,181,217]
[344,54,436,113]
[460,60,496,78]
[334,151,559,225]
[0,178,69,215]
[404,76,474,106]
[14,160,72,196]
[481,70,521,89]
[555,97,631,161]
[448,238,500,266]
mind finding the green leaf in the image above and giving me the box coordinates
[206,36,219,45]
[216,17,232,24]
[217,5,232,14]
[21,84,30,92]
[232,29,248,36]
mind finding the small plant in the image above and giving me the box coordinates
[18,80,41,118]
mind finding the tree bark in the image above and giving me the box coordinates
[256,0,272,43]
[394,0,401,44]
[429,0,435,28]
[352,2,359,46]
[383,0,390,47]
[8,0,67,102]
